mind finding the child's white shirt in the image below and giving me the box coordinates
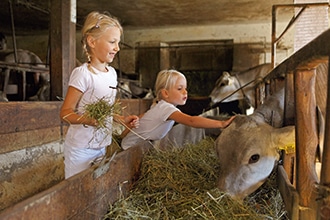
[64,63,117,149]
[121,100,180,149]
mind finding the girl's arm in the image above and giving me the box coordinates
[118,113,143,138]
[168,111,235,129]
[60,86,98,126]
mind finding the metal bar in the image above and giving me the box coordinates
[8,0,18,63]
[274,6,307,45]
[271,2,330,68]
[0,61,49,72]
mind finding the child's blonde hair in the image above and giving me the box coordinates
[81,11,123,62]
[154,69,186,102]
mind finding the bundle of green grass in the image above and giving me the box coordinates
[105,137,288,220]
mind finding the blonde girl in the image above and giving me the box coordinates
[60,11,138,179]
[121,69,235,149]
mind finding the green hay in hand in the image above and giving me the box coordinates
[84,97,123,128]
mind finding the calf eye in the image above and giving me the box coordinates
[249,154,260,164]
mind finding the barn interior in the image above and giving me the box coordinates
[0,0,330,219]
[0,0,299,103]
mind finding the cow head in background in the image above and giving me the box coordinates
[210,71,243,104]
[209,64,272,109]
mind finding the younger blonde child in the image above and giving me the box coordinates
[121,69,235,149]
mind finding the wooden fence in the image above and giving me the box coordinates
[259,28,330,220]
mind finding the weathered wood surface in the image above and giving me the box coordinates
[0,145,147,220]
[0,102,63,153]
[0,101,62,134]
[277,165,299,220]
[0,98,152,212]
[294,69,319,219]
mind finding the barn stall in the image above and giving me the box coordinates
[0,29,328,220]
[0,1,329,220]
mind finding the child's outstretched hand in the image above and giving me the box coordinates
[222,115,236,128]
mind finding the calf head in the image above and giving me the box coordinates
[215,115,295,199]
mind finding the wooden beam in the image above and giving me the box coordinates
[277,165,299,219]
[294,68,319,219]
[49,0,76,100]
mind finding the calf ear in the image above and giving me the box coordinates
[272,126,295,152]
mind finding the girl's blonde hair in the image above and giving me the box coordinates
[81,11,123,62]
[154,69,186,102]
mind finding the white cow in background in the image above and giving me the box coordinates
[117,78,154,100]
[0,49,49,101]
[209,63,273,113]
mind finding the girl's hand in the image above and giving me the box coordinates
[125,115,140,129]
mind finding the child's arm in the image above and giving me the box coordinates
[118,113,144,138]
[60,86,98,126]
[168,111,235,129]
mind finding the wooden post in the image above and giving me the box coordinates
[49,0,76,100]
[294,68,319,219]
[317,61,330,220]
[282,71,296,185]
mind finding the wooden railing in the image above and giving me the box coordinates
[261,28,330,220]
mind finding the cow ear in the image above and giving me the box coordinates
[272,126,295,150]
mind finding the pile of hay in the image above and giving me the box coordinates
[105,137,288,220]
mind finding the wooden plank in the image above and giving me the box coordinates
[294,69,319,219]
[277,165,299,220]
[0,145,148,220]
[318,58,330,220]
[119,99,152,116]
[282,71,296,185]
[0,102,62,134]
[0,126,62,153]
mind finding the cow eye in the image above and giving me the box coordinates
[249,154,260,164]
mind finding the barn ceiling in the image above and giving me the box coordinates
[0,0,294,36]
